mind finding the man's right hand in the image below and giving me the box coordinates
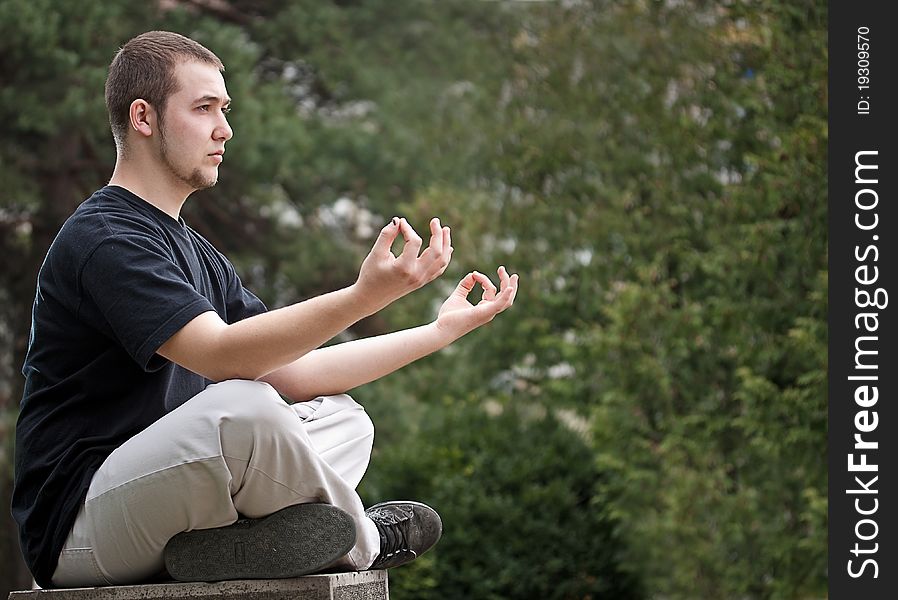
[353,217,452,313]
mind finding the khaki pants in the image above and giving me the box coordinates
[51,380,381,587]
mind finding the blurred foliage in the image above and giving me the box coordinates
[361,399,642,599]
[0,0,825,598]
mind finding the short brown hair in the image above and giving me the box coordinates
[105,31,224,148]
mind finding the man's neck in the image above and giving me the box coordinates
[109,157,192,221]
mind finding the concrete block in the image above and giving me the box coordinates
[8,571,388,600]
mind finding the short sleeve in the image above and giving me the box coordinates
[80,236,215,370]
[222,263,267,323]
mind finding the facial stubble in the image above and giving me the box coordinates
[158,121,218,192]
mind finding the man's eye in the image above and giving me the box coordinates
[197,105,210,112]
[222,106,231,114]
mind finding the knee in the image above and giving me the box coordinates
[202,379,294,430]
[201,380,314,463]
[350,405,375,443]
[330,394,375,442]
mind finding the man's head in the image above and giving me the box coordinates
[106,31,224,150]
[106,31,233,193]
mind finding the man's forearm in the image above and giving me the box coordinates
[159,283,383,382]
[261,322,456,402]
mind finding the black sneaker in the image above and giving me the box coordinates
[163,503,356,582]
[365,501,443,570]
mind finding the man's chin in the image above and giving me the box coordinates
[187,171,218,191]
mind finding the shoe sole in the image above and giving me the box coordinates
[164,503,356,582]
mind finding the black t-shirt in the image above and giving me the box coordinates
[12,185,267,587]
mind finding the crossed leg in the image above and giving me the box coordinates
[51,380,380,587]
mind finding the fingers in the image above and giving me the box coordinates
[442,226,452,256]
[396,218,423,264]
[393,217,452,282]
[370,217,402,257]
[437,225,453,276]
[497,266,518,306]
[460,268,519,310]
[427,218,444,255]
[421,217,452,276]
[423,219,450,277]
[504,273,519,306]
[473,268,518,317]
[437,224,453,276]
[498,265,510,288]
[452,272,478,298]
[472,271,497,302]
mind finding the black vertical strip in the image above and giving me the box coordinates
[829,2,897,597]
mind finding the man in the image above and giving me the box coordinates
[12,31,518,588]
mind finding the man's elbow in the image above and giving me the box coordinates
[202,363,269,383]
[195,344,272,382]
[158,315,269,382]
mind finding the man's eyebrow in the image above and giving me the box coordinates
[193,95,232,105]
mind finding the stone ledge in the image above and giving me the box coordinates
[8,571,388,600]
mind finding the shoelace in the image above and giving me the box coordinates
[370,508,417,564]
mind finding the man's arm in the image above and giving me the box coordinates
[262,267,519,402]
[157,217,452,381]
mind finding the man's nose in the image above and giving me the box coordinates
[215,116,233,141]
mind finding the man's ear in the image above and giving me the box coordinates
[129,99,155,137]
